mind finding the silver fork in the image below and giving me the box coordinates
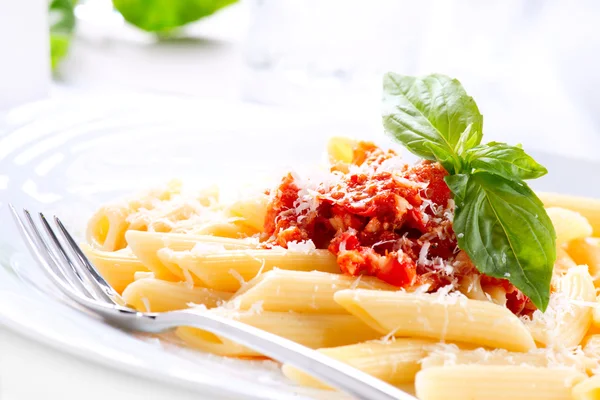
[9,205,417,400]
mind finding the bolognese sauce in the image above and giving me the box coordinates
[262,141,534,315]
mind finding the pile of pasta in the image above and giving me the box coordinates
[84,153,600,400]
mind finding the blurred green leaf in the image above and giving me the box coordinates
[49,0,76,71]
[112,0,238,33]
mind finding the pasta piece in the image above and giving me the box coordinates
[282,338,435,389]
[86,180,182,251]
[195,184,220,207]
[538,192,600,236]
[227,194,269,233]
[122,278,232,312]
[421,345,592,373]
[458,274,488,301]
[334,289,535,352]
[86,205,130,252]
[567,238,600,283]
[81,244,148,293]
[159,249,340,292]
[327,136,357,164]
[546,207,593,245]
[525,266,595,347]
[582,334,600,374]
[231,270,397,313]
[176,308,380,357]
[572,375,600,400]
[415,365,585,400]
[125,230,257,283]
[190,221,258,238]
[555,247,579,275]
[593,296,600,329]
[481,284,507,307]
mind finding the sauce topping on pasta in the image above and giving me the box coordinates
[263,141,534,315]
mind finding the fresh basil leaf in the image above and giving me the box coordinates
[424,142,458,174]
[382,73,483,168]
[453,172,555,311]
[49,0,76,71]
[444,174,469,203]
[113,0,237,33]
[466,142,548,181]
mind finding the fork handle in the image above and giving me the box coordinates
[156,309,415,400]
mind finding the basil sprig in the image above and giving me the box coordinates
[382,72,556,311]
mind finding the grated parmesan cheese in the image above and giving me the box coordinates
[286,240,317,253]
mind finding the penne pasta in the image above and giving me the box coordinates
[227,195,269,233]
[593,296,600,329]
[159,249,340,292]
[327,136,357,164]
[525,266,595,347]
[176,308,381,357]
[421,345,592,373]
[538,192,600,236]
[334,289,535,352]
[230,270,397,313]
[572,375,600,400]
[122,278,232,312]
[581,334,600,373]
[567,238,600,283]
[189,221,258,238]
[282,338,435,389]
[81,244,148,293]
[83,132,600,396]
[86,180,182,251]
[125,230,258,283]
[86,205,131,252]
[554,247,578,275]
[415,365,585,400]
[546,207,593,245]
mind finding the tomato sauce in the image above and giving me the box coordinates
[262,141,533,315]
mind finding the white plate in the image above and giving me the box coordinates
[0,92,598,399]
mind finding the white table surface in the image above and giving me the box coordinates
[2,2,600,399]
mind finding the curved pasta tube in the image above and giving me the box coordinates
[327,136,358,164]
[421,346,592,373]
[546,207,593,246]
[231,270,397,314]
[538,192,600,236]
[572,375,600,400]
[458,275,506,307]
[176,308,380,357]
[81,244,148,293]
[415,365,585,400]
[282,339,435,389]
[526,266,595,347]
[226,194,269,233]
[86,180,182,251]
[334,289,536,352]
[86,205,131,251]
[125,230,256,282]
[122,278,232,312]
[554,247,579,275]
[158,249,340,292]
[458,274,488,301]
[567,238,600,283]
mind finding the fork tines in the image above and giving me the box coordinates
[9,205,121,305]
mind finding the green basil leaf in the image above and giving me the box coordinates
[444,174,469,203]
[49,0,76,71]
[382,73,483,167]
[453,172,555,311]
[424,142,458,174]
[113,0,238,33]
[466,142,548,181]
